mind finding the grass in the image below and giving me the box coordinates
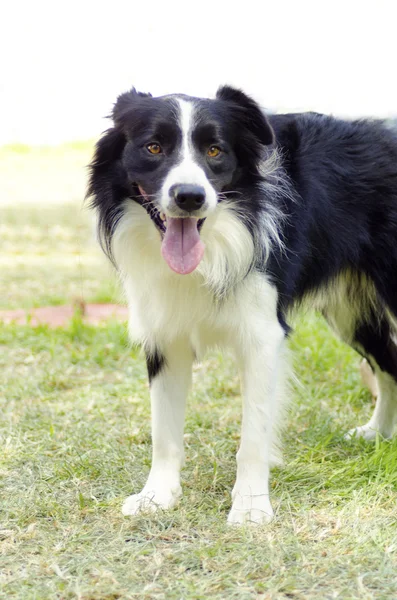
[1,144,397,599]
[0,142,118,309]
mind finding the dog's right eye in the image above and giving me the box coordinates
[147,143,162,155]
[207,145,222,158]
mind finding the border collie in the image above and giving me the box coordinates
[88,86,397,525]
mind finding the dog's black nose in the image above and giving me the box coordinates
[171,184,206,212]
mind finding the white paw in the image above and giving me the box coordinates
[122,485,182,516]
[345,424,392,441]
[227,487,274,526]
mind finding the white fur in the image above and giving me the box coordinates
[228,285,287,524]
[123,339,191,515]
[113,198,258,345]
[159,99,218,216]
[113,195,288,523]
[257,149,292,260]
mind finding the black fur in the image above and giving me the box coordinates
[354,316,397,380]
[88,86,397,383]
[87,127,130,260]
[267,113,397,312]
[146,349,166,383]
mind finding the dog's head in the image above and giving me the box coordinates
[88,86,274,274]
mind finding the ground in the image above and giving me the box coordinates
[1,144,397,599]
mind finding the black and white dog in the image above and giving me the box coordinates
[88,86,397,524]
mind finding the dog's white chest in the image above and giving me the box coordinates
[112,199,280,354]
[122,264,279,360]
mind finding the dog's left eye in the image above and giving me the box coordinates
[207,145,221,158]
[147,143,162,155]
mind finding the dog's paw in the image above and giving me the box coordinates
[345,424,392,441]
[345,425,377,441]
[122,485,182,516]
[227,487,274,526]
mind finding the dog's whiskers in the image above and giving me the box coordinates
[218,190,243,203]
[134,193,158,200]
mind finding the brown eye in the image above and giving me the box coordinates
[147,143,162,154]
[207,145,221,158]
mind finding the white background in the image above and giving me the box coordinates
[1,0,396,144]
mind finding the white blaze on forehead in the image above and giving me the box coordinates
[179,98,194,162]
[159,98,217,213]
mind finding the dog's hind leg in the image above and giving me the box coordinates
[122,339,192,515]
[347,315,397,440]
[320,272,397,440]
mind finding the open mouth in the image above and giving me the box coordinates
[136,196,206,275]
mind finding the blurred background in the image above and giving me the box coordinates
[1,0,396,315]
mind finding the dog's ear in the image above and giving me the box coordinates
[87,127,126,202]
[86,127,129,259]
[216,85,274,146]
[113,86,152,127]
[88,86,151,204]
[86,86,152,260]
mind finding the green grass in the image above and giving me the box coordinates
[1,145,397,599]
[0,143,119,309]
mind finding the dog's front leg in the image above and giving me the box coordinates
[228,323,286,525]
[122,340,192,515]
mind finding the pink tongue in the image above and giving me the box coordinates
[161,217,205,274]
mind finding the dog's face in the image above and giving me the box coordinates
[89,86,274,274]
